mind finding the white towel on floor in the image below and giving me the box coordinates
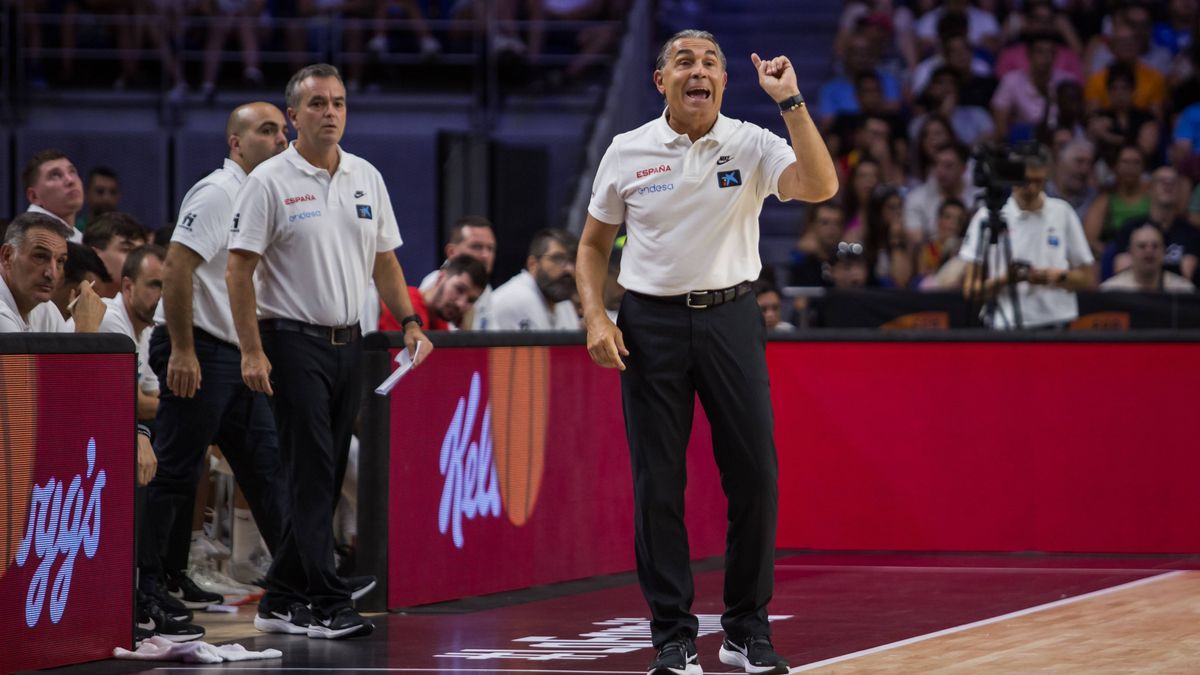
[113,636,282,663]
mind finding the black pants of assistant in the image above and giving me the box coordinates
[140,326,288,588]
[259,327,361,614]
[617,290,778,647]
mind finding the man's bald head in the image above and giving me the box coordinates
[226,102,289,172]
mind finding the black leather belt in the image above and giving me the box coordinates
[259,318,360,345]
[631,280,754,309]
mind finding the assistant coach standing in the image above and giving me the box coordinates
[576,30,837,675]
[227,63,432,639]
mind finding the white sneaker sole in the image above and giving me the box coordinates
[647,662,702,675]
[719,646,788,674]
[350,578,377,601]
[306,622,370,639]
[254,615,308,635]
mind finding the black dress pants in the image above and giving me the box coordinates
[141,326,287,588]
[617,290,778,647]
[259,326,362,614]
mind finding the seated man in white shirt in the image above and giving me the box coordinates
[0,212,106,333]
[490,228,580,331]
[418,215,498,329]
[961,144,1096,329]
[22,149,85,243]
[87,244,166,420]
[33,241,112,330]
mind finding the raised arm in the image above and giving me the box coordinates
[751,53,839,203]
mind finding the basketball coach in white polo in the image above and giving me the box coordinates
[227,63,432,640]
[576,29,837,675]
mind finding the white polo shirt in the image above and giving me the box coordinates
[229,144,403,327]
[588,112,796,296]
[419,269,494,330]
[68,293,158,391]
[29,302,69,332]
[26,204,82,243]
[0,274,31,332]
[153,159,247,345]
[490,270,579,331]
[959,195,1095,328]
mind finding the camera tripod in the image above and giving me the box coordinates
[965,203,1024,329]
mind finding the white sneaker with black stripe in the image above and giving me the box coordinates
[254,602,314,635]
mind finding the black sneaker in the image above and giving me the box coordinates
[718,635,789,674]
[648,637,701,675]
[143,580,194,622]
[137,593,205,642]
[166,570,225,608]
[254,601,314,635]
[344,574,377,601]
[307,606,374,639]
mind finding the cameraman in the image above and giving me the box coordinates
[961,145,1095,329]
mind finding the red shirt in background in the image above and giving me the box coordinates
[380,286,451,332]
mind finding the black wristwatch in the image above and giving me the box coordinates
[777,92,805,113]
[400,314,423,329]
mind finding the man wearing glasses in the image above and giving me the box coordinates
[490,228,580,330]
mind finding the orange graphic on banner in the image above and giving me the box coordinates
[0,355,38,580]
[488,347,548,527]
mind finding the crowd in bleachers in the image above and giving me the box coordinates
[16,0,628,96]
[764,0,1199,311]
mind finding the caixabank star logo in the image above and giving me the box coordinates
[438,347,550,548]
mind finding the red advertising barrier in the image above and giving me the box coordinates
[0,353,135,672]
[387,346,728,608]
[770,341,1200,553]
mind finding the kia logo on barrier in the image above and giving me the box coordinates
[438,347,551,548]
[15,437,106,627]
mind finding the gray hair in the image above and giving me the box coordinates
[1058,137,1096,162]
[3,212,73,249]
[285,63,343,110]
[655,29,726,72]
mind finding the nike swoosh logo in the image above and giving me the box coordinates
[717,156,733,165]
[271,611,292,621]
[138,619,156,630]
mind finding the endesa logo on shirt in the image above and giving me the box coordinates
[635,164,672,179]
[283,193,317,206]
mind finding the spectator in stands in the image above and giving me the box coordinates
[909,66,995,146]
[419,215,497,329]
[938,31,999,109]
[1111,166,1199,281]
[1086,62,1160,167]
[1153,0,1197,58]
[1048,80,1089,144]
[842,158,881,241]
[1086,3,1172,76]
[42,242,111,324]
[491,228,580,330]
[86,245,166,421]
[911,113,961,183]
[910,14,994,103]
[382,254,487,330]
[788,202,845,287]
[991,33,1078,142]
[917,197,968,280]
[287,0,377,91]
[200,0,267,101]
[914,0,1001,57]
[0,213,106,333]
[78,166,122,232]
[1084,144,1151,258]
[527,0,631,82]
[816,29,902,128]
[367,0,442,59]
[828,72,907,168]
[863,185,913,287]
[753,279,793,332]
[83,211,148,298]
[904,143,979,244]
[838,114,907,186]
[23,149,85,243]
[961,144,1095,329]
[830,241,870,289]
[1101,222,1196,291]
[1046,137,1099,222]
[836,0,919,72]
[59,0,139,88]
[997,0,1085,82]
[1084,22,1167,115]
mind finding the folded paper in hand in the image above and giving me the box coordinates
[375,344,420,396]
